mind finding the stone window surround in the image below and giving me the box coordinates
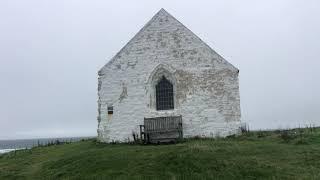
[146,63,177,112]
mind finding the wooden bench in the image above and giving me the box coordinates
[141,115,183,143]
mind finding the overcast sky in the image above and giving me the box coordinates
[0,0,319,139]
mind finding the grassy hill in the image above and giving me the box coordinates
[1,128,320,179]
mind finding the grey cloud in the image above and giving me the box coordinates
[0,0,319,139]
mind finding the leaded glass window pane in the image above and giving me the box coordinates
[156,76,174,110]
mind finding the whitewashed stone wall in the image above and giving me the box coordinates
[97,9,241,142]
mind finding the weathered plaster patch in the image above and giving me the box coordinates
[119,84,128,102]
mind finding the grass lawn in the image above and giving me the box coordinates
[0,128,320,179]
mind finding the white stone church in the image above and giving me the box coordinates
[97,9,241,143]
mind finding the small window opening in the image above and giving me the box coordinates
[156,76,174,110]
[108,106,113,114]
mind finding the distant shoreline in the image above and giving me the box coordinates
[0,136,95,151]
[0,148,23,154]
[0,136,96,141]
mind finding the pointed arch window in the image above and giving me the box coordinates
[156,76,174,110]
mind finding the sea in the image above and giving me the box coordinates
[0,137,94,154]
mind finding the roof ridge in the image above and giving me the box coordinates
[99,9,238,74]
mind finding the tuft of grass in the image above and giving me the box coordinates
[0,127,320,179]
